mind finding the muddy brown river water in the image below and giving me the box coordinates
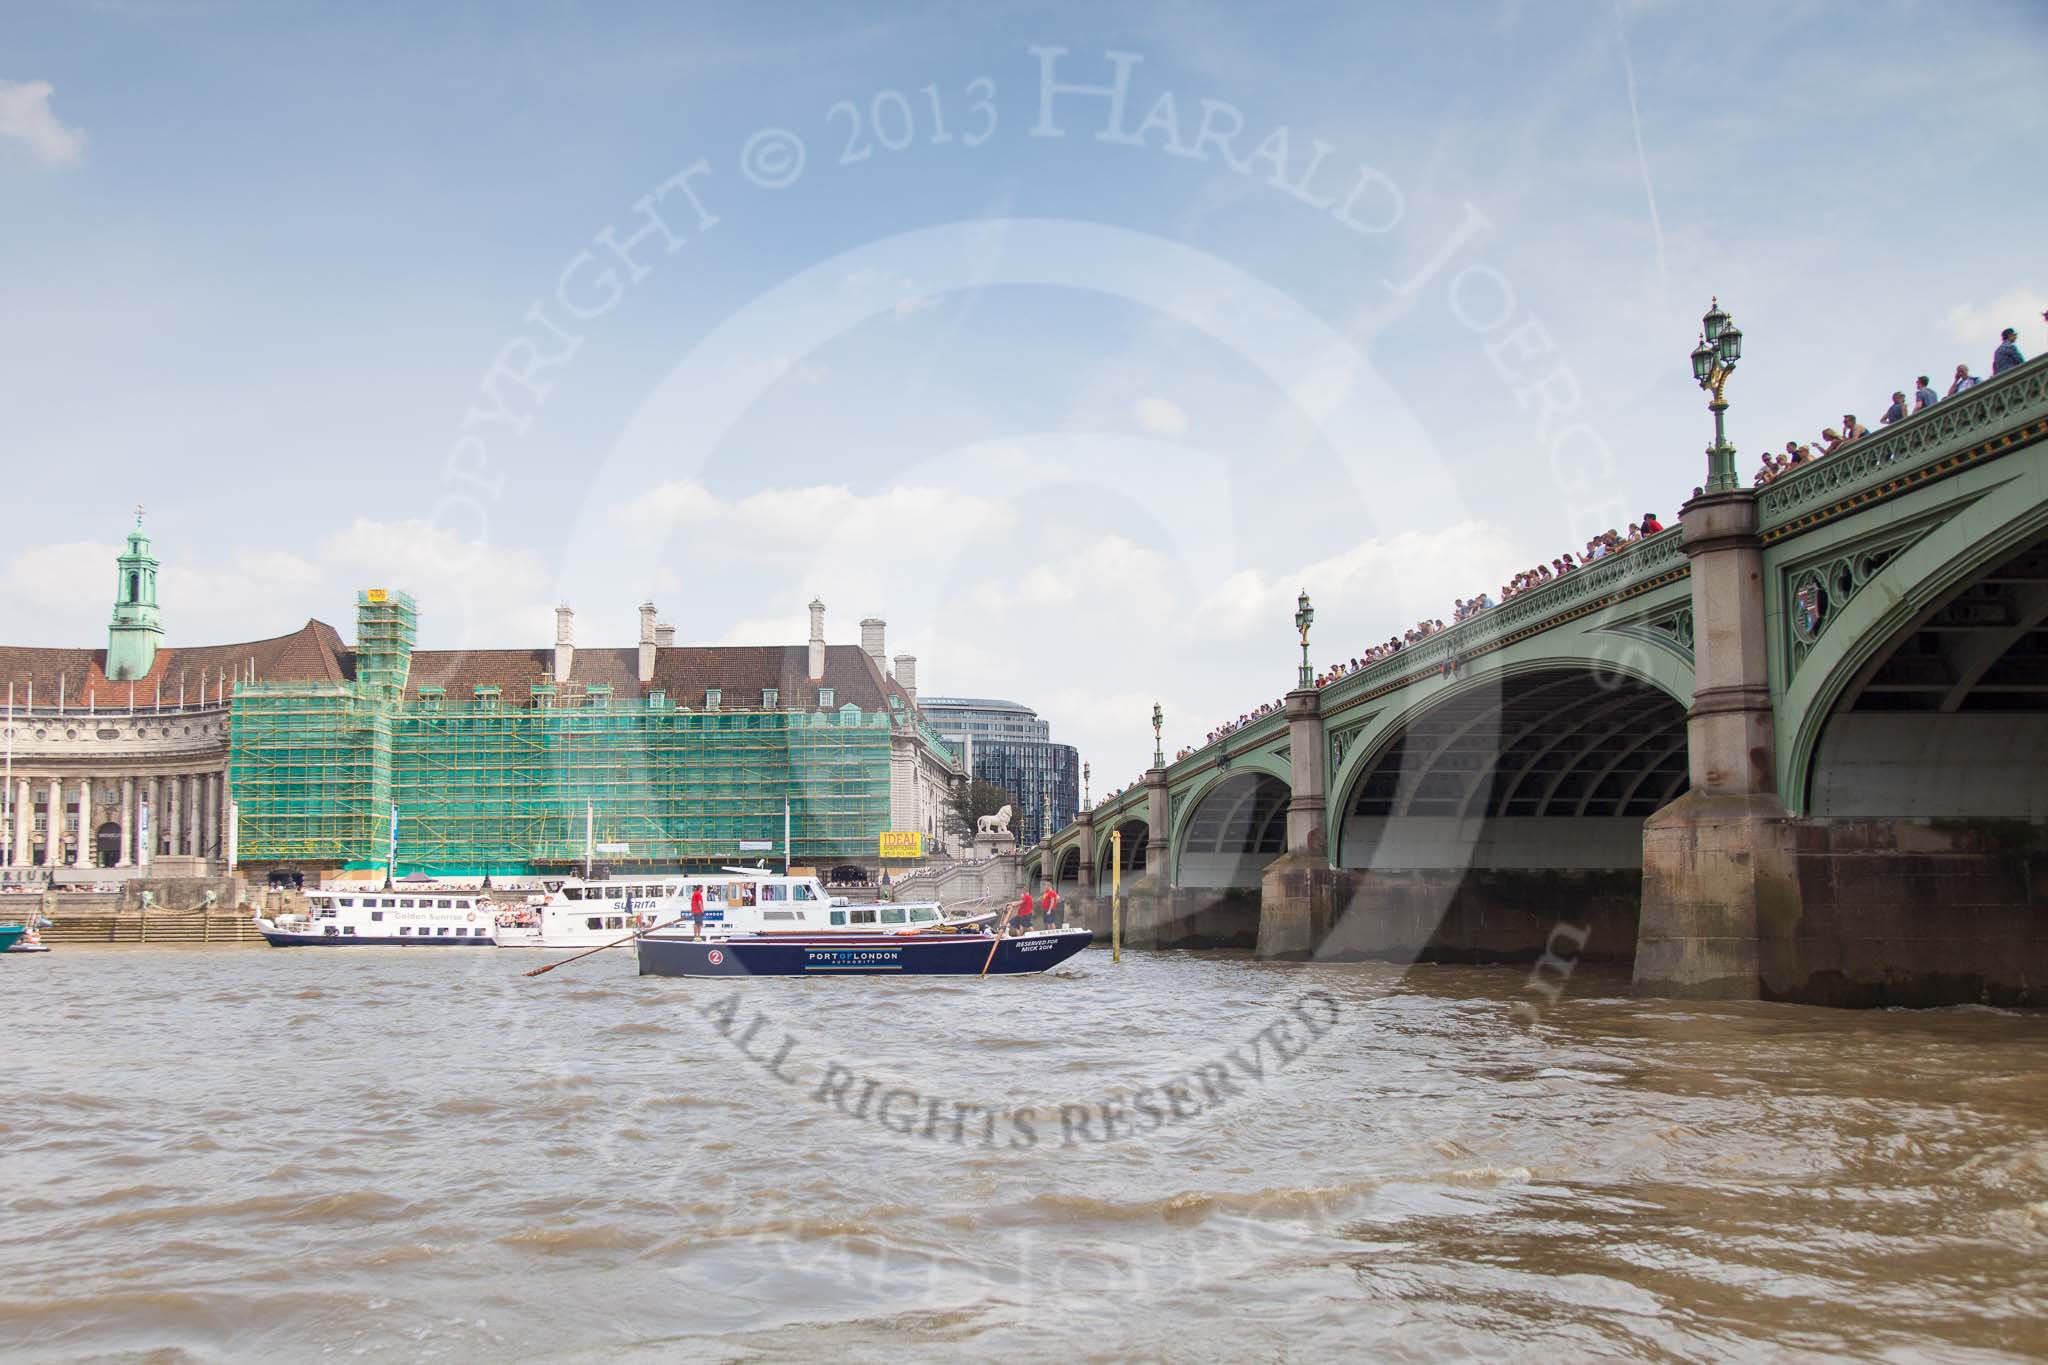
[2,945,2044,1361]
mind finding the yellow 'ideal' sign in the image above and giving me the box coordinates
[877,831,922,859]
[365,589,388,603]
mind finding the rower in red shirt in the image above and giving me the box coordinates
[1014,889,1035,936]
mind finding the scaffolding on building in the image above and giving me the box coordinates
[227,589,898,873]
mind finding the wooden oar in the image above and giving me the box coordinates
[524,915,690,978]
[978,903,1014,979]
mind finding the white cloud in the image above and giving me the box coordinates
[1197,521,1523,641]
[742,355,828,386]
[1942,291,2048,347]
[0,79,87,166]
[318,517,554,647]
[1132,396,1189,435]
[840,265,941,322]
[715,614,810,646]
[1286,362,1356,423]
[619,480,1002,546]
[4,540,114,626]
[969,535,1179,613]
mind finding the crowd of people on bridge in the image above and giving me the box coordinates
[1163,510,1676,771]
[1083,320,2046,810]
[1754,325,2033,487]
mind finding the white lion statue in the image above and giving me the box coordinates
[976,804,1014,836]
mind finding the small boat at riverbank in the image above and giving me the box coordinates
[255,889,499,946]
[3,917,51,953]
[0,924,26,955]
[637,926,1093,977]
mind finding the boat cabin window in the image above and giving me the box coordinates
[830,910,847,926]
[398,926,410,935]
[398,898,414,908]
[850,908,877,925]
[437,899,453,909]
[371,911,385,922]
[760,884,787,902]
[910,907,938,923]
[793,883,819,901]
[762,910,796,921]
[606,886,623,900]
[586,918,604,931]
[880,907,907,925]
[338,897,355,907]
[565,886,585,901]
[606,916,623,930]
[437,927,450,936]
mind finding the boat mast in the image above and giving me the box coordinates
[2,683,12,867]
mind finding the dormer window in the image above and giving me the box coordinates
[706,688,721,710]
[762,688,778,710]
[818,687,834,709]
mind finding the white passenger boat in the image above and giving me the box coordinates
[494,868,965,948]
[255,888,500,946]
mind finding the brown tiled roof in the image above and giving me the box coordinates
[0,617,920,719]
[401,643,917,713]
[0,620,350,704]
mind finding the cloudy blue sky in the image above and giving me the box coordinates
[4,0,2044,786]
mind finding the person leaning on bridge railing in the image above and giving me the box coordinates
[1993,327,2025,374]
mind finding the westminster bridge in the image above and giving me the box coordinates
[1037,353,2048,1006]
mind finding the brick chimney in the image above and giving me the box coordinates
[553,604,575,683]
[638,602,658,683]
[860,617,886,670]
[807,598,826,681]
[893,653,917,699]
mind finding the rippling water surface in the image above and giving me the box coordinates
[4,944,2045,1361]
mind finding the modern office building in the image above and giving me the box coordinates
[917,697,1078,847]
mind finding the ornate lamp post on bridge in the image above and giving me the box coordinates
[1150,702,1164,769]
[1295,589,1315,688]
[1689,297,1745,493]
[1082,761,1090,810]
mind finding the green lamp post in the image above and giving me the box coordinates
[1690,296,1745,493]
[1151,702,1164,769]
[1294,589,1315,689]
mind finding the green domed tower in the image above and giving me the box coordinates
[107,505,162,681]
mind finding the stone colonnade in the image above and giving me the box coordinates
[2,768,228,869]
